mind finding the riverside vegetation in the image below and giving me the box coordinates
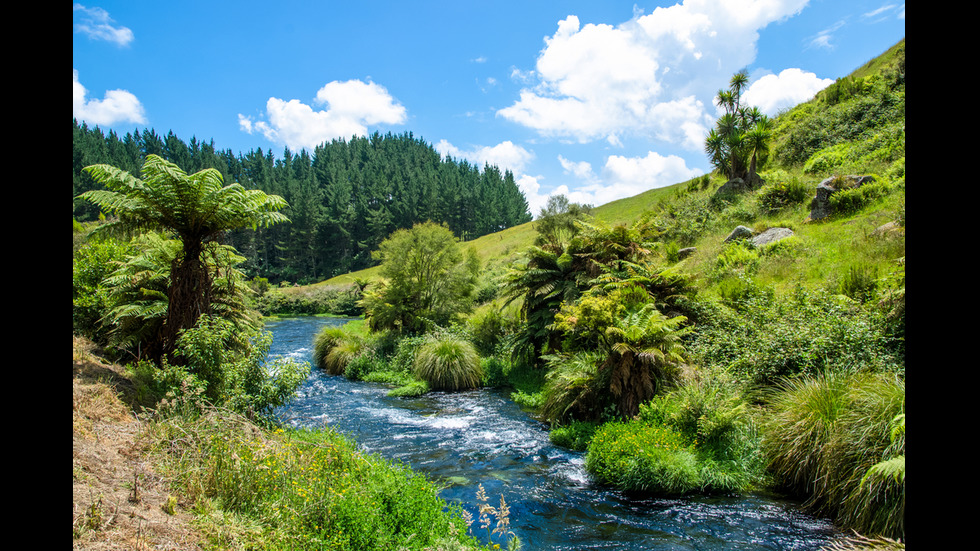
[73,39,904,550]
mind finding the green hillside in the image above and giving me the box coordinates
[321,38,905,304]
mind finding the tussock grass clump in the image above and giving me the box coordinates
[763,371,905,540]
[413,335,483,391]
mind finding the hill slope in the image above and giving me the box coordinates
[321,38,905,303]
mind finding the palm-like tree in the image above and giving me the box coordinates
[81,154,289,362]
[705,72,772,186]
[101,233,258,361]
[502,241,589,367]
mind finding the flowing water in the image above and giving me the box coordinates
[268,316,838,550]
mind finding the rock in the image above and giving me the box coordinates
[724,225,755,243]
[677,247,697,259]
[752,227,794,247]
[715,177,750,196]
[808,175,877,221]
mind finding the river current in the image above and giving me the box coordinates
[268,316,838,550]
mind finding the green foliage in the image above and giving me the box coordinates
[80,154,289,362]
[756,177,811,214]
[413,334,483,391]
[72,235,133,346]
[838,263,881,303]
[145,410,481,550]
[97,233,258,362]
[828,179,893,216]
[690,286,903,386]
[533,194,593,247]
[549,420,600,452]
[762,372,905,540]
[361,222,481,334]
[255,286,364,316]
[74,123,532,283]
[173,315,310,420]
[771,41,904,169]
[539,351,608,425]
[585,420,702,495]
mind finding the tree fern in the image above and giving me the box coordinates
[81,155,288,362]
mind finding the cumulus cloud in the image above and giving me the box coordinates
[73,4,134,47]
[73,70,146,126]
[743,68,834,115]
[434,139,535,174]
[240,80,407,151]
[498,0,809,147]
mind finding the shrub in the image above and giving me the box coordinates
[756,177,811,213]
[72,237,133,346]
[173,316,310,419]
[690,286,903,386]
[539,351,608,425]
[413,335,483,391]
[549,420,600,451]
[585,421,701,495]
[829,179,892,216]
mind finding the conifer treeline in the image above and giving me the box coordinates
[73,120,532,283]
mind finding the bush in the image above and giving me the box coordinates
[585,420,702,495]
[829,179,892,216]
[549,420,600,451]
[413,335,483,391]
[539,351,608,425]
[72,237,133,346]
[690,286,903,386]
[756,177,811,213]
[173,316,310,420]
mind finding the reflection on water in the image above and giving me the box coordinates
[268,317,838,550]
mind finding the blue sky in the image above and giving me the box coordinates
[73,1,905,216]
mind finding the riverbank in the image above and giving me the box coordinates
[73,335,204,549]
[72,335,494,551]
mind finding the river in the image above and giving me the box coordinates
[268,316,838,550]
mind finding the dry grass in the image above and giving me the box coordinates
[72,336,203,550]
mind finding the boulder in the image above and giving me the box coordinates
[808,175,877,221]
[724,225,755,243]
[752,227,794,247]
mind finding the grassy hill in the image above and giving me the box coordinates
[313,39,904,309]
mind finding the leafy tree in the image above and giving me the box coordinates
[360,221,480,334]
[704,71,773,186]
[533,194,593,248]
[80,154,289,362]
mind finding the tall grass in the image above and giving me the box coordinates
[413,334,483,391]
[144,404,482,550]
[762,371,904,540]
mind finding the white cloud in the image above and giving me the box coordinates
[73,4,134,47]
[435,139,535,174]
[743,68,834,115]
[498,0,809,146]
[548,150,701,210]
[558,155,596,182]
[73,70,146,126]
[240,80,406,151]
